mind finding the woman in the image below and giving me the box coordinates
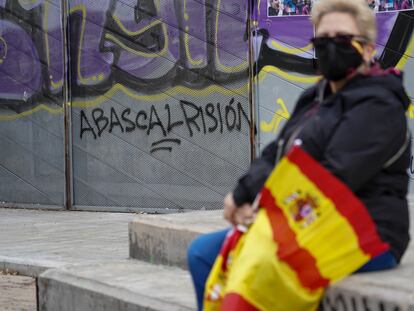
[188,0,411,309]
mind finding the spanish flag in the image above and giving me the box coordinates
[204,146,389,311]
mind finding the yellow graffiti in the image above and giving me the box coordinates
[0,81,249,121]
[260,97,290,133]
[270,40,313,55]
[184,0,189,20]
[104,32,168,58]
[0,104,63,121]
[70,5,106,84]
[111,14,162,37]
[184,27,205,66]
[263,37,319,84]
[71,82,248,109]
[44,1,64,90]
[215,0,249,73]
[259,65,321,84]
[397,35,414,70]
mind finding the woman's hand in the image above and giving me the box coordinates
[223,193,255,226]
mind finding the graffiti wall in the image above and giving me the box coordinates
[0,0,251,211]
[2,0,414,211]
[254,3,414,193]
[0,0,65,206]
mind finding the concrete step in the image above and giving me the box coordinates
[36,259,414,311]
[129,210,226,269]
[37,260,196,311]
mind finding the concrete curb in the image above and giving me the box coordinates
[37,260,196,311]
[129,210,226,269]
[0,256,59,277]
[129,222,199,269]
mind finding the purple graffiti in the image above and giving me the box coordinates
[104,0,180,81]
[0,0,250,110]
[0,19,42,101]
[216,0,248,73]
[376,12,398,54]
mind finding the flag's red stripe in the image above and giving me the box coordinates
[219,229,244,272]
[261,188,330,290]
[287,147,389,257]
[221,293,259,311]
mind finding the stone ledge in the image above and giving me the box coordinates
[37,260,196,311]
[323,265,414,310]
[129,210,226,269]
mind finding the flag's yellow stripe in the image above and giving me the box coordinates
[265,158,370,282]
[225,210,323,311]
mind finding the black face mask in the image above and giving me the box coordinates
[314,37,364,81]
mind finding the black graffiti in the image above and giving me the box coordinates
[80,98,251,153]
[151,138,181,153]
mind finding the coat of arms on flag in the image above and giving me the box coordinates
[204,146,389,311]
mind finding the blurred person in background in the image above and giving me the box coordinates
[401,0,413,9]
[268,0,283,16]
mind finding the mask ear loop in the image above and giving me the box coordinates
[351,40,364,55]
[370,49,378,66]
[352,40,377,66]
[343,40,366,77]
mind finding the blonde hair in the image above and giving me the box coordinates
[311,0,377,43]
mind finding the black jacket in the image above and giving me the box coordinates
[233,68,411,262]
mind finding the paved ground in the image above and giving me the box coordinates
[0,273,36,311]
[0,207,413,311]
[0,208,137,276]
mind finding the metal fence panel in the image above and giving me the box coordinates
[69,0,251,211]
[0,0,65,207]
